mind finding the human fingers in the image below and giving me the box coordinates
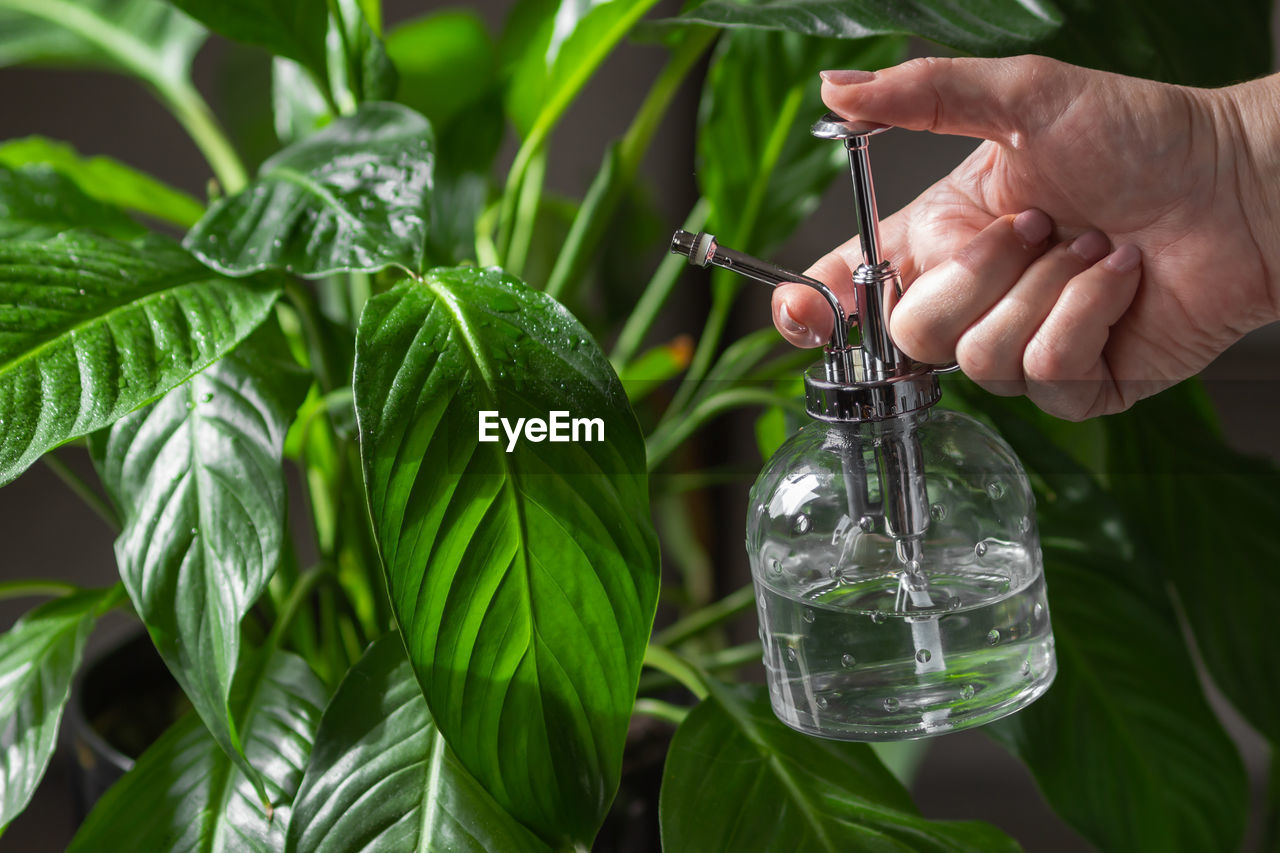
[1022,245,1143,420]
[819,55,1071,145]
[772,282,835,348]
[889,208,1055,365]
[955,230,1112,397]
[770,237,863,346]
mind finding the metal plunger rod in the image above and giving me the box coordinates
[846,137,882,267]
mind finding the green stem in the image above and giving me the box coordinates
[647,387,803,470]
[268,564,337,650]
[662,273,734,418]
[633,698,690,725]
[0,579,78,602]
[4,0,249,194]
[545,28,716,301]
[643,644,709,700]
[663,82,806,417]
[158,78,250,193]
[612,198,711,367]
[505,148,547,279]
[495,0,665,261]
[42,453,120,532]
[655,584,757,647]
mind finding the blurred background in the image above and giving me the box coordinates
[2,1,1277,849]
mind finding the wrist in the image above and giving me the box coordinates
[1211,74,1280,322]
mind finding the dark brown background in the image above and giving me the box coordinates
[2,1,1277,849]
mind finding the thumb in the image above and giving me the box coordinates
[819,56,1067,144]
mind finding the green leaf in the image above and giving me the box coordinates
[1104,383,1280,744]
[988,542,1249,851]
[675,0,1060,57]
[0,137,204,228]
[0,231,279,487]
[672,0,1272,87]
[502,0,662,139]
[354,267,659,846]
[660,681,1020,851]
[68,647,326,852]
[91,329,307,807]
[0,164,143,239]
[953,387,1250,851]
[0,0,204,80]
[164,0,328,89]
[286,634,552,853]
[184,102,434,278]
[386,10,496,131]
[272,56,333,145]
[330,0,397,107]
[699,31,905,254]
[0,586,119,830]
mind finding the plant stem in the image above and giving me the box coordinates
[643,644,709,700]
[0,579,78,602]
[633,698,690,725]
[505,148,546,279]
[158,78,250,194]
[646,387,802,470]
[612,198,711,367]
[545,27,716,301]
[268,564,337,649]
[655,584,757,647]
[495,0,665,263]
[3,0,249,194]
[662,81,807,418]
[41,453,120,532]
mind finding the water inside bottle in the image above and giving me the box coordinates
[754,540,1055,740]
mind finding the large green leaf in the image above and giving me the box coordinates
[0,586,120,830]
[699,30,905,255]
[676,0,1059,57]
[0,137,203,228]
[660,681,1020,851]
[354,267,659,847]
[0,0,203,89]
[502,0,662,139]
[184,102,434,278]
[0,231,278,487]
[91,330,307,806]
[163,0,327,88]
[674,0,1271,87]
[1104,383,1280,745]
[951,387,1250,851]
[988,542,1248,851]
[0,164,143,240]
[286,634,552,853]
[68,648,326,852]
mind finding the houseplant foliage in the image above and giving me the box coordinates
[0,0,1275,850]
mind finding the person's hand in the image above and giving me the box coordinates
[772,56,1280,419]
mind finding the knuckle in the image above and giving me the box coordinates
[1022,337,1067,384]
[954,332,995,379]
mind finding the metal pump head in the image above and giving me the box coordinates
[669,113,944,423]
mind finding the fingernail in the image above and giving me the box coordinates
[1102,244,1141,273]
[778,303,820,346]
[820,69,877,85]
[1069,230,1110,263]
[1012,208,1052,245]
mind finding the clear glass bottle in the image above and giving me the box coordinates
[747,407,1055,740]
[671,110,1057,740]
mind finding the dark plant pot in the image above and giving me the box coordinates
[66,632,184,822]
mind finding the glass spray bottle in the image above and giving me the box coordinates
[671,115,1056,740]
